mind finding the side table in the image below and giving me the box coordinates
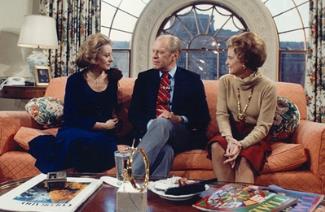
[0,85,46,99]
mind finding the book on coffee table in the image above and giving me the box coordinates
[268,184,324,212]
[192,183,297,212]
[0,173,102,212]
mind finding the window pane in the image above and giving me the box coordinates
[262,0,309,85]
[274,10,302,34]
[112,40,130,49]
[101,4,115,28]
[102,0,122,7]
[112,12,137,34]
[109,29,132,44]
[219,50,228,77]
[101,28,110,37]
[280,51,306,85]
[264,0,294,15]
[279,30,306,49]
[213,7,235,31]
[188,50,219,80]
[189,35,217,49]
[119,0,147,17]
[294,0,308,5]
[160,3,246,80]
[298,2,309,27]
[112,50,130,77]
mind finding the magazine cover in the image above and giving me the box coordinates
[0,174,102,212]
[268,184,324,212]
[192,183,297,212]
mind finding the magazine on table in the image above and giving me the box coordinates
[0,173,102,212]
[192,183,298,212]
[268,184,324,212]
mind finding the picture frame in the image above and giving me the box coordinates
[34,65,51,86]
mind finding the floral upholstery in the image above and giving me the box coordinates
[271,96,300,141]
[25,97,63,128]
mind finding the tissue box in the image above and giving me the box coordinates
[116,182,147,212]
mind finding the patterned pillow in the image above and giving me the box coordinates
[25,97,64,128]
[270,96,300,141]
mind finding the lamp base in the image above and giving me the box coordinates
[26,49,48,82]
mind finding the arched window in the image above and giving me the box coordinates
[264,0,309,84]
[101,0,309,84]
[158,4,247,79]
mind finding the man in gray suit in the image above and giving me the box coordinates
[129,34,210,178]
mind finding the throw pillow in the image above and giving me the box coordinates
[261,142,307,174]
[25,97,63,128]
[270,96,300,141]
[14,127,58,150]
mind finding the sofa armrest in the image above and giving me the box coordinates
[0,111,40,155]
[293,120,325,177]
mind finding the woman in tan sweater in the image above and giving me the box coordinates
[209,32,277,183]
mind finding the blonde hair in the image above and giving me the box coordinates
[227,32,266,71]
[76,33,112,68]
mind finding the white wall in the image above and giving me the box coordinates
[0,0,39,110]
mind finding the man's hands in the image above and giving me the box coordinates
[224,136,242,168]
[157,109,182,124]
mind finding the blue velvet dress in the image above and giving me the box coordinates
[29,71,118,173]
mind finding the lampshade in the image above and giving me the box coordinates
[17,15,58,49]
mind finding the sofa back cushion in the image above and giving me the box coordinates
[275,82,306,120]
[44,77,306,143]
[44,76,67,101]
[202,80,219,140]
[115,78,135,141]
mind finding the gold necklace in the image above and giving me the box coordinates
[237,87,254,121]
[85,71,106,90]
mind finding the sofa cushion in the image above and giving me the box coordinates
[115,78,134,143]
[14,127,58,150]
[262,142,307,174]
[270,96,300,141]
[25,97,64,128]
[203,81,219,140]
[172,150,212,170]
[0,151,40,180]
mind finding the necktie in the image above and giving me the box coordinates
[156,72,170,116]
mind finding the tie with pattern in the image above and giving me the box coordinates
[156,72,170,116]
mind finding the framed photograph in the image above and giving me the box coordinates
[34,65,51,86]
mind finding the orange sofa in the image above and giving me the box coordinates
[0,77,325,194]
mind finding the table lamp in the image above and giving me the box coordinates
[17,15,58,82]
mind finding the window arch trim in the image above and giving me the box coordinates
[131,0,279,80]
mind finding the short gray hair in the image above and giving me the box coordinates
[156,34,181,53]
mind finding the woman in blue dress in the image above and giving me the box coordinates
[29,33,122,173]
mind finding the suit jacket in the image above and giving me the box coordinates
[128,67,211,149]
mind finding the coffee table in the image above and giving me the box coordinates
[1,175,324,212]
[0,174,201,212]
[79,183,201,211]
